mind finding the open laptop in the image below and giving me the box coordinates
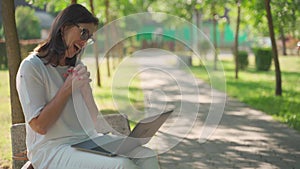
[71,108,174,157]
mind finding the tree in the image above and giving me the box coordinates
[104,0,111,77]
[89,0,102,87]
[1,0,24,124]
[264,0,282,96]
[15,6,41,40]
[150,0,225,70]
[271,0,300,56]
[234,0,241,79]
[185,0,226,70]
[211,1,218,70]
[239,0,282,96]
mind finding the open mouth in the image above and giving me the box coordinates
[74,44,81,53]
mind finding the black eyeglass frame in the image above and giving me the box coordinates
[73,23,94,45]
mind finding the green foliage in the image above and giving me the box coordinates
[270,0,300,36]
[26,0,68,12]
[237,50,248,70]
[26,0,300,41]
[243,0,300,40]
[0,42,8,69]
[15,6,41,40]
[45,1,60,16]
[0,25,4,39]
[253,47,272,71]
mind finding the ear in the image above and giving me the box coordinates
[60,26,65,37]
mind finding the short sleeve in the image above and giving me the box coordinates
[16,59,46,123]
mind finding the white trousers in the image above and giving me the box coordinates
[46,145,161,169]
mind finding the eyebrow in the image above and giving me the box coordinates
[73,23,86,31]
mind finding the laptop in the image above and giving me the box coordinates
[71,108,174,157]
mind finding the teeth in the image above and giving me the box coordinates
[74,44,80,51]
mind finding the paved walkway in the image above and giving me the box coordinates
[128,49,300,169]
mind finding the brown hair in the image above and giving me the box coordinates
[35,4,99,66]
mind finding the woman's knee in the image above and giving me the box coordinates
[128,146,158,159]
[117,158,139,169]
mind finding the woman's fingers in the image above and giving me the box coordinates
[73,64,87,75]
[63,64,91,91]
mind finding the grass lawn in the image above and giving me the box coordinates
[0,56,144,168]
[191,54,300,131]
[0,70,11,168]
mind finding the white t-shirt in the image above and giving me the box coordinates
[16,54,97,168]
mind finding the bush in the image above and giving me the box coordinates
[237,50,248,70]
[0,41,7,69]
[15,6,41,40]
[253,48,272,71]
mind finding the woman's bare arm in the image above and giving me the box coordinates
[29,64,90,135]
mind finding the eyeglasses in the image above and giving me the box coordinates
[73,23,94,45]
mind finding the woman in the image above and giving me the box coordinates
[16,4,160,169]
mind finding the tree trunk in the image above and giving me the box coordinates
[3,2,29,168]
[279,26,287,56]
[264,0,282,96]
[89,0,101,87]
[234,0,241,79]
[1,0,24,124]
[105,0,111,77]
[195,9,200,29]
[212,4,218,70]
[196,8,201,56]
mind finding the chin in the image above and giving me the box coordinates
[65,56,77,66]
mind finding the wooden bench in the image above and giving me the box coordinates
[11,114,131,169]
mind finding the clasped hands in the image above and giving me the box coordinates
[63,64,92,92]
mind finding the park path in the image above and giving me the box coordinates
[129,49,300,169]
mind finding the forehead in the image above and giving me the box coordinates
[78,23,98,33]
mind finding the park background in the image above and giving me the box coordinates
[0,0,300,168]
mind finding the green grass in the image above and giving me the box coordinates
[191,55,300,131]
[0,56,145,168]
[0,70,12,168]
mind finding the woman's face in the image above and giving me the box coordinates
[61,23,97,64]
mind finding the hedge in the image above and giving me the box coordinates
[0,39,40,69]
[237,50,248,70]
[253,47,273,71]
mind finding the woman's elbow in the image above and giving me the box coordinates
[29,118,47,135]
[35,127,47,135]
